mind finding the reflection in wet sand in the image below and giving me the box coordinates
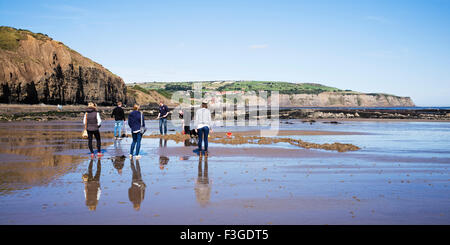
[159,138,169,170]
[82,159,101,211]
[0,126,113,195]
[195,155,210,207]
[129,159,146,211]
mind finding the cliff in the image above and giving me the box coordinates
[0,26,131,105]
[278,92,415,107]
[135,81,415,107]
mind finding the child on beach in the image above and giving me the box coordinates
[128,103,145,159]
[83,102,103,158]
[195,100,213,156]
[111,101,125,140]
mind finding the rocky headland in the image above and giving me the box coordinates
[0,26,133,106]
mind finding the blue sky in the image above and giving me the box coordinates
[1,0,449,106]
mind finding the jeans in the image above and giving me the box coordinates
[87,130,101,153]
[159,117,167,135]
[197,126,209,152]
[114,120,124,137]
[130,132,143,156]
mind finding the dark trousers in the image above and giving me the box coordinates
[197,126,209,151]
[184,126,191,135]
[87,130,101,153]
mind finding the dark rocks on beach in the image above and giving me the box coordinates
[280,108,450,121]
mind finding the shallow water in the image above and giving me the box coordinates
[0,120,448,224]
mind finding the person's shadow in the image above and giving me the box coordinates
[195,155,210,207]
[82,159,101,211]
[128,158,146,211]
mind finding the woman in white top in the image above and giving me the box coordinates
[195,101,212,156]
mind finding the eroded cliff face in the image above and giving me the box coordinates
[0,27,130,105]
[278,92,415,107]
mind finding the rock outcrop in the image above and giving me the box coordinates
[0,26,132,105]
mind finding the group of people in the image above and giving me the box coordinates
[83,99,213,159]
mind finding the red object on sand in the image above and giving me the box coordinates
[227,132,232,138]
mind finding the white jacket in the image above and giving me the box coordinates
[195,108,212,129]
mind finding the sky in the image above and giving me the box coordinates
[1,0,449,106]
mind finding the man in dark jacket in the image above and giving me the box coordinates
[111,101,125,140]
[157,101,169,135]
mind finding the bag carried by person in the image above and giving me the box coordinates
[82,129,88,139]
[82,112,88,139]
[140,112,147,134]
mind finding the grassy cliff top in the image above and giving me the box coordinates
[0,26,53,51]
[130,80,346,95]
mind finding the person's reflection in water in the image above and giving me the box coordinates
[184,137,197,147]
[129,158,146,211]
[159,156,169,170]
[82,159,101,211]
[159,138,169,170]
[159,138,167,147]
[112,155,125,175]
[195,155,210,207]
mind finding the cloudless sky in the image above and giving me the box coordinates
[1,0,449,106]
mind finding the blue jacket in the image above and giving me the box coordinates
[128,111,145,133]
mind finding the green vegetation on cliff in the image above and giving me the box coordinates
[0,26,52,51]
[132,80,344,95]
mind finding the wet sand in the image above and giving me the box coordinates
[0,120,448,224]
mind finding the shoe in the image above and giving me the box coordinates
[204,151,208,156]
[90,153,95,158]
[118,137,122,140]
[135,155,141,160]
[199,151,202,157]
[97,153,103,157]
[129,154,133,159]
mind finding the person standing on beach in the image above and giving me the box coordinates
[128,103,145,159]
[157,101,169,135]
[195,100,213,156]
[111,101,125,140]
[180,106,194,137]
[83,102,103,158]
